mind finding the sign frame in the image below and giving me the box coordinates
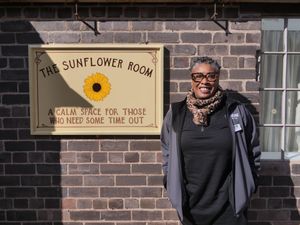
[28,44,164,135]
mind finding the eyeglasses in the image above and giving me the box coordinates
[191,72,219,82]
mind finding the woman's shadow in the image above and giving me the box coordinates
[226,89,300,225]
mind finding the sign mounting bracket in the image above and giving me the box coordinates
[210,0,231,36]
[74,1,100,36]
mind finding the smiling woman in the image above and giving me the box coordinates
[161,56,260,225]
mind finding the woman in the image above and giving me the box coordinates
[161,57,260,225]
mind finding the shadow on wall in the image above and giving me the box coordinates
[248,161,300,225]
[0,20,88,224]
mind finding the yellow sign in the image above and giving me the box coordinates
[28,44,164,135]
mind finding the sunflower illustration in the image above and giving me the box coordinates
[83,72,111,101]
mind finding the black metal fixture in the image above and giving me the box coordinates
[210,0,231,36]
[74,1,100,36]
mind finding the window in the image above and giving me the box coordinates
[261,19,300,159]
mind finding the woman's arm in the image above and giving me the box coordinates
[160,108,172,189]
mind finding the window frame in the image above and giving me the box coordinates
[260,18,300,160]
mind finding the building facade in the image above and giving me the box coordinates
[1,1,300,225]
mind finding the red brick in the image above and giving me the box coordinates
[124,199,139,209]
[69,164,99,174]
[174,45,197,55]
[108,152,123,163]
[174,57,189,69]
[132,210,162,220]
[115,33,142,43]
[170,69,190,80]
[101,141,128,151]
[131,187,162,197]
[231,21,261,30]
[165,21,196,30]
[100,187,130,197]
[230,69,256,79]
[181,33,211,43]
[84,176,114,186]
[148,32,179,43]
[68,141,99,151]
[109,199,123,209]
[250,198,266,209]
[132,164,162,174]
[77,199,92,209]
[230,45,259,55]
[100,164,130,174]
[156,198,172,208]
[93,152,107,163]
[213,32,245,43]
[198,21,223,31]
[117,223,146,225]
[37,187,61,197]
[141,152,156,163]
[148,175,163,186]
[246,33,261,43]
[268,199,282,209]
[259,187,289,197]
[77,152,92,163]
[257,210,289,220]
[198,45,228,56]
[69,188,98,197]
[283,198,297,208]
[7,210,36,221]
[223,56,238,68]
[130,141,160,151]
[274,176,294,186]
[70,211,100,221]
[124,152,139,163]
[140,199,155,208]
[101,211,131,221]
[87,223,114,225]
[246,81,259,91]
[60,152,76,163]
[62,198,76,209]
[37,209,61,220]
[93,199,107,209]
[163,210,178,220]
[261,162,290,176]
[6,187,35,197]
[116,176,146,186]
[219,81,243,92]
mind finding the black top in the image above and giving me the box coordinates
[181,100,233,225]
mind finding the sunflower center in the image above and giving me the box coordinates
[92,83,101,92]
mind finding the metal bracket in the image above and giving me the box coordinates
[210,0,231,36]
[74,2,100,36]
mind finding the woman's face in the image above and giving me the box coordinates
[191,63,220,99]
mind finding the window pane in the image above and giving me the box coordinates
[260,127,282,152]
[261,54,283,88]
[286,127,300,152]
[288,19,300,52]
[260,91,282,124]
[287,55,300,88]
[286,91,300,124]
[262,19,284,52]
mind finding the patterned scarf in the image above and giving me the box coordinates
[186,87,224,126]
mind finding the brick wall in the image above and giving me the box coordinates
[0,3,299,225]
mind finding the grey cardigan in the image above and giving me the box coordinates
[160,97,261,221]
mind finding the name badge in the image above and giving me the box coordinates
[231,113,242,132]
[234,123,242,132]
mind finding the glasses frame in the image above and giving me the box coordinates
[191,72,219,82]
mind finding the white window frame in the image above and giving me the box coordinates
[260,18,300,160]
